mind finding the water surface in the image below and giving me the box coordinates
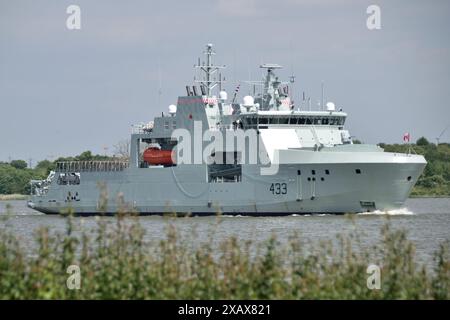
[1,198,449,268]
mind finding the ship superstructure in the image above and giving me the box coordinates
[29,44,426,215]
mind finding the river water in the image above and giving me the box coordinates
[1,198,449,268]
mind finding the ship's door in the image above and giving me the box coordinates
[296,170,302,201]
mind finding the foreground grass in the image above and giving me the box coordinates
[0,213,449,299]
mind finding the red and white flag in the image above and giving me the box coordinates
[403,132,410,143]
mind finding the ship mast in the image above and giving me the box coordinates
[194,44,225,97]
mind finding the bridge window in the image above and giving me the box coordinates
[251,115,344,126]
[279,117,289,124]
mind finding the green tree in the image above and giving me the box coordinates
[0,164,34,194]
[416,137,430,146]
[35,160,55,176]
[10,160,27,170]
[77,151,93,161]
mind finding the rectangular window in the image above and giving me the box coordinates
[325,169,330,175]
[172,121,177,129]
[312,170,316,175]
[297,170,301,175]
[259,117,268,124]
[279,117,289,124]
[164,121,169,130]
[356,169,361,174]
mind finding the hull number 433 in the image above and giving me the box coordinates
[270,183,287,195]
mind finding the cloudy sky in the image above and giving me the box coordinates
[1,0,449,163]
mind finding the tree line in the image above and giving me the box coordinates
[0,138,449,196]
[0,151,111,194]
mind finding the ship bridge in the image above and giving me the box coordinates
[237,110,347,129]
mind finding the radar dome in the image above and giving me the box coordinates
[243,96,254,107]
[326,102,335,111]
[219,91,228,101]
[168,104,177,115]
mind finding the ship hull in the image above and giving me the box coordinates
[29,152,426,216]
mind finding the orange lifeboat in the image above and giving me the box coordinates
[143,147,174,166]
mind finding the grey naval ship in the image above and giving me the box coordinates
[28,44,427,216]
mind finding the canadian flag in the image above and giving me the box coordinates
[403,132,411,143]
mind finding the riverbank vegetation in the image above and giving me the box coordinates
[0,212,448,299]
[0,138,449,197]
[0,151,110,195]
[379,138,450,197]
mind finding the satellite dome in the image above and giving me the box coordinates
[219,91,228,101]
[326,102,335,111]
[168,104,177,115]
[243,96,254,107]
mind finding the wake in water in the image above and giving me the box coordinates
[357,208,414,215]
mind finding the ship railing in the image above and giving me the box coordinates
[55,161,130,172]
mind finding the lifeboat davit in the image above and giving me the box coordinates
[143,147,174,166]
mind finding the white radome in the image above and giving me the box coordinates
[243,95,254,107]
[168,104,177,115]
[219,91,228,101]
[326,102,336,111]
